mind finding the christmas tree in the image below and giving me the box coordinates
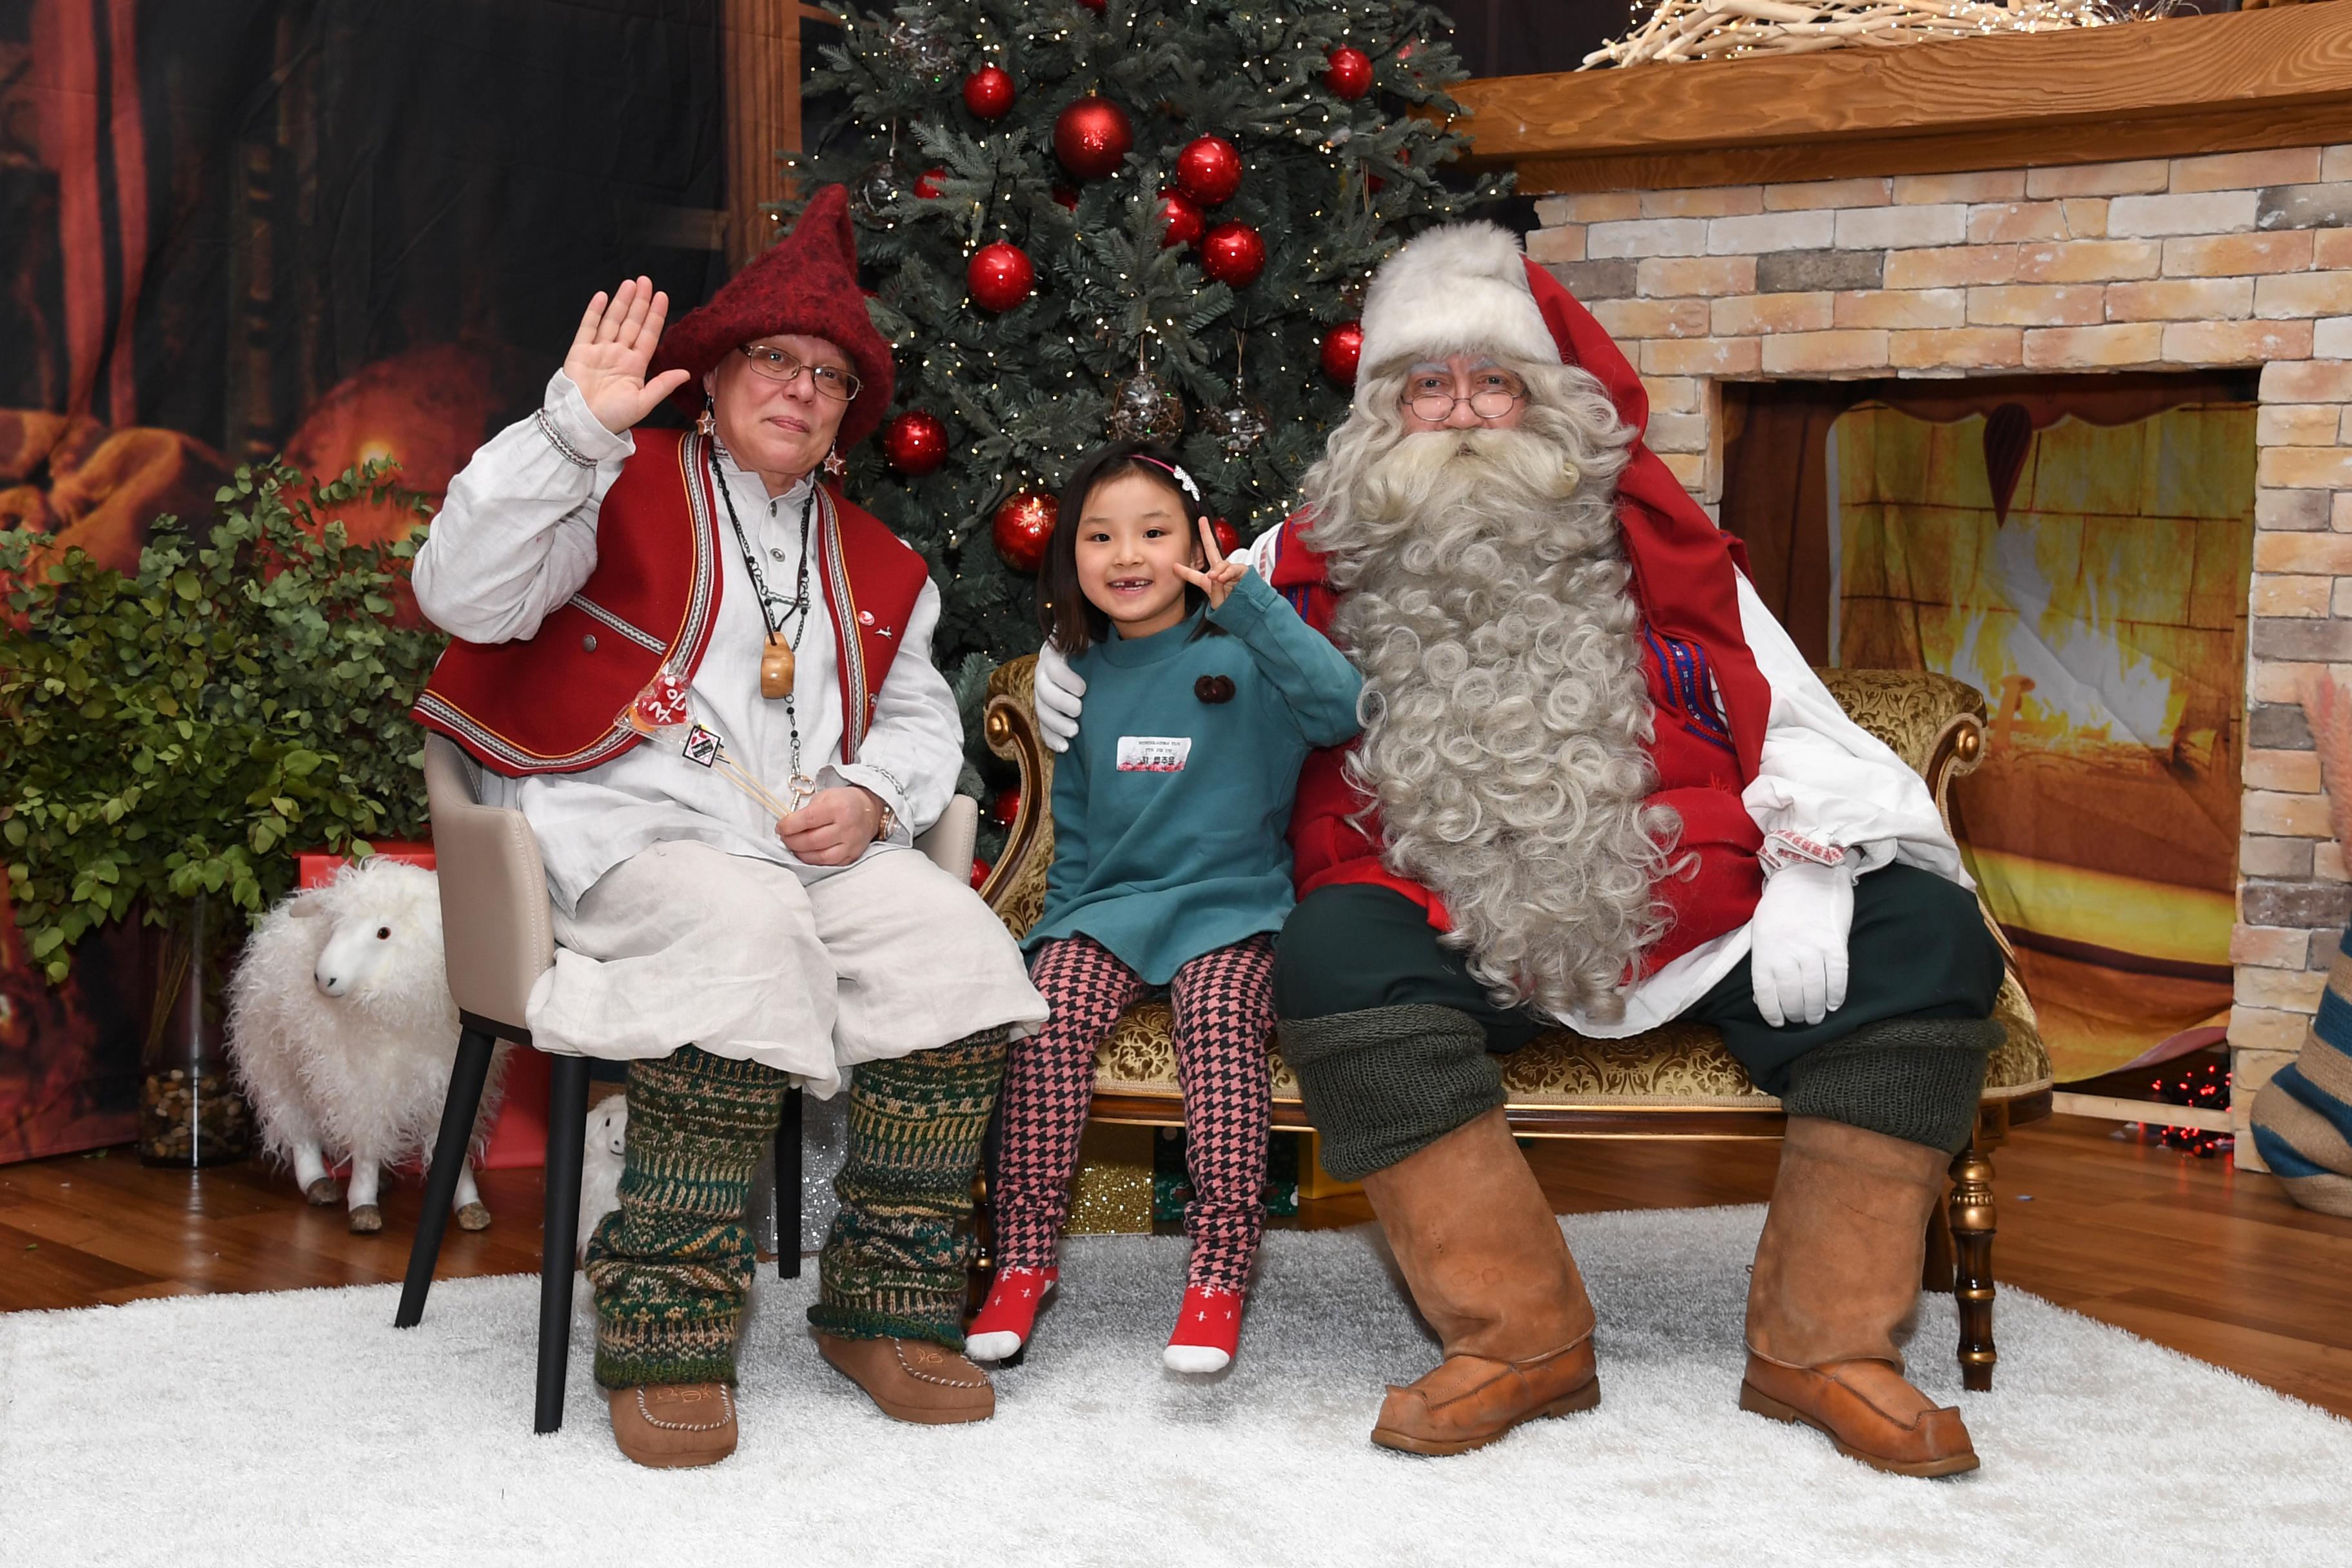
[787,0,1506,670]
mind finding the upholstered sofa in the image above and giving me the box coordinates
[978,657,2054,1389]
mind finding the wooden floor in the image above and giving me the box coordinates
[6,1113,2349,1420]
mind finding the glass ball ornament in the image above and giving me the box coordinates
[883,410,949,476]
[962,64,1015,120]
[1325,46,1373,100]
[1174,135,1244,206]
[967,242,1035,311]
[1320,320,1364,384]
[850,161,904,222]
[1155,188,1206,250]
[992,491,1058,573]
[885,14,957,72]
[1200,221,1266,288]
[1211,397,1269,458]
[1053,95,1133,182]
[1106,371,1185,443]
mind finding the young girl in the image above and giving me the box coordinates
[969,440,1362,1373]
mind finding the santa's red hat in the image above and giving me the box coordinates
[652,184,896,452]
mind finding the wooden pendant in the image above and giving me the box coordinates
[760,636,794,700]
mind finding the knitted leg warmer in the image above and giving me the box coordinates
[995,938,1146,1271]
[810,1027,1011,1349]
[585,1046,792,1389]
[1170,936,1277,1293]
[1279,1005,1501,1182]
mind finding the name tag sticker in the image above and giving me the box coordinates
[1117,736,1192,773]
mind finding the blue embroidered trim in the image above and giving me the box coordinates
[1644,625,1736,754]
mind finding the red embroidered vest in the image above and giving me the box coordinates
[414,427,929,776]
[1270,504,1769,977]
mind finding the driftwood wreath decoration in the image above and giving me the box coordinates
[1582,0,2133,68]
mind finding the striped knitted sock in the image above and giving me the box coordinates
[584,1046,792,1389]
[2252,928,2352,1218]
[810,1027,1010,1349]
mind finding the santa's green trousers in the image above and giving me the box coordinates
[585,1028,1008,1388]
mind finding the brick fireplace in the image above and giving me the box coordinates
[1456,9,2352,1164]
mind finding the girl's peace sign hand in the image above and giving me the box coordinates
[566,277,694,435]
[1173,515,1249,611]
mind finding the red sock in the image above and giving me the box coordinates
[966,1266,1056,1363]
[1164,1283,1244,1373]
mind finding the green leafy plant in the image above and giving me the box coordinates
[1,460,444,981]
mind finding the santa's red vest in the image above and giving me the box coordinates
[413,426,929,776]
[1270,505,1769,977]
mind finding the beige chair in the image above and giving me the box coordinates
[394,733,979,1433]
[978,660,2055,1391]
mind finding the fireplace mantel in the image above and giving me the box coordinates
[1447,8,2352,193]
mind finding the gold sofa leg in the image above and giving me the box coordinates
[1948,1140,1998,1392]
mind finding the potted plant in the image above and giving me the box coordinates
[1,459,444,1165]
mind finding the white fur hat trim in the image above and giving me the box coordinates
[1355,220,1560,382]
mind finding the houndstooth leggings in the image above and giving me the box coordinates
[995,933,1276,1293]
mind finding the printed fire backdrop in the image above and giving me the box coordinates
[1727,375,2256,1084]
[1,0,728,1161]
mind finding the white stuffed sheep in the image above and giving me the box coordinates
[227,859,507,1233]
[578,1095,629,1263]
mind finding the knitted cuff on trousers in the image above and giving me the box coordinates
[1778,1017,2004,1155]
[1278,1005,1501,1182]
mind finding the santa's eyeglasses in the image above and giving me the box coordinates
[738,343,861,402]
[1404,372,1526,422]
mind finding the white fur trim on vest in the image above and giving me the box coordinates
[1355,221,1558,395]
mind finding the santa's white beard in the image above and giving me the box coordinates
[1311,424,1671,1022]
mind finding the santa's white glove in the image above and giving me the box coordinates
[1033,639,1086,754]
[1749,859,1855,1028]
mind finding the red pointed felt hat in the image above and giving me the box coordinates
[652,184,896,452]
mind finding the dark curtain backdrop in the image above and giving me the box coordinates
[1,0,726,1162]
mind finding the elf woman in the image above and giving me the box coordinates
[968,441,1362,1373]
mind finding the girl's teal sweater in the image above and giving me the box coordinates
[1023,569,1363,983]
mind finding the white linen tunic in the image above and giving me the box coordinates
[412,373,1046,1088]
[1244,527,1968,1039]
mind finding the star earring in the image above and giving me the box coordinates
[696,396,716,438]
[822,442,848,480]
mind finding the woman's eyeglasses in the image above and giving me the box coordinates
[738,344,861,402]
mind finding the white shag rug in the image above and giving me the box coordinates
[4,1205,2347,1568]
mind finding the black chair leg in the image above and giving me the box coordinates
[393,1026,498,1330]
[778,1086,803,1280]
[535,1053,593,1435]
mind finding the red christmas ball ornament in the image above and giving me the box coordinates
[1052,184,1080,211]
[962,64,1015,121]
[1053,95,1133,182]
[883,410,949,476]
[914,166,948,199]
[1075,0,1105,10]
[967,242,1035,311]
[992,490,1057,572]
[1155,188,1205,249]
[1199,221,1266,288]
[1209,518,1241,557]
[989,787,1022,827]
[1324,46,1373,99]
[1174,134,1244,206]
[970,857,992,890]
[1320,320,1364,384]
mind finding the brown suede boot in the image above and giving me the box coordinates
[605,1382,738,1468]
[1360,1108,1600,1456]
[1740,1115,1979,1478]
[816,1333,995,1425]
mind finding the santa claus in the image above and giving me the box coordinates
[1034,222,2004,1477]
